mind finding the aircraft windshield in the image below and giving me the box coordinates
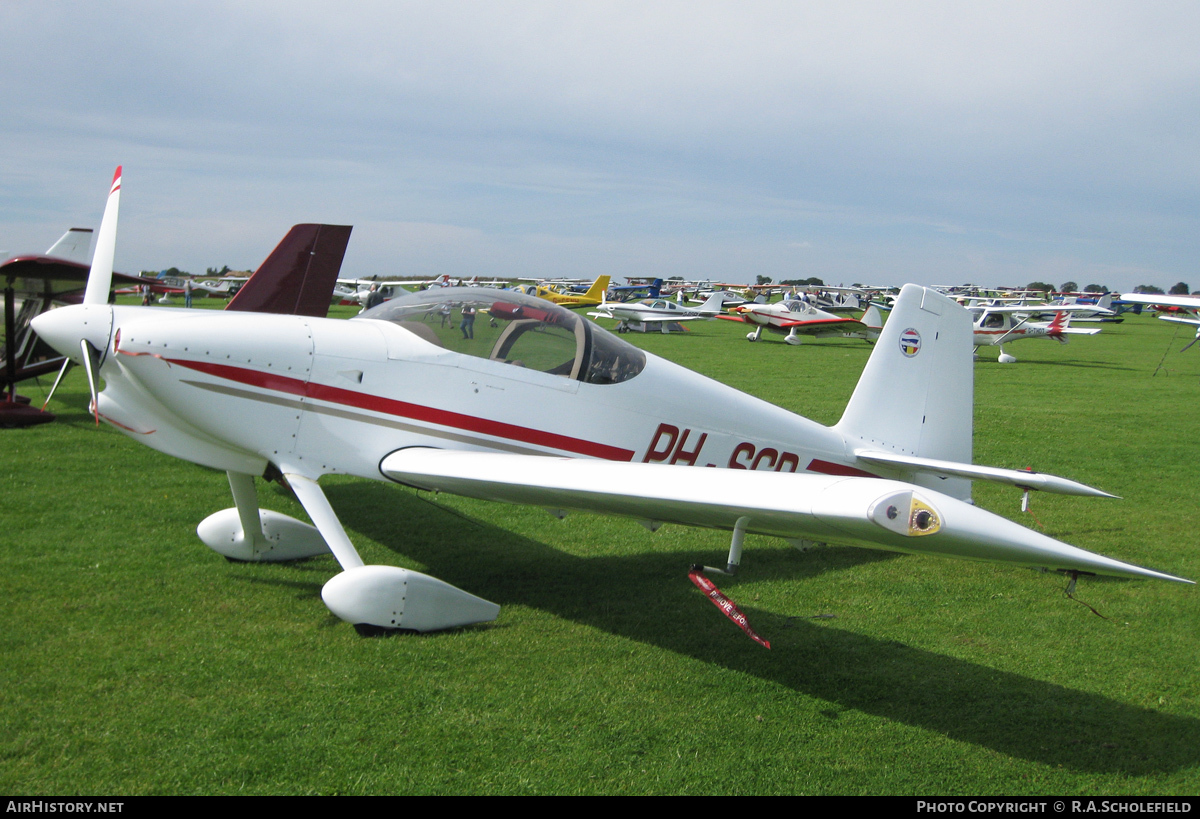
[355,287,646,385]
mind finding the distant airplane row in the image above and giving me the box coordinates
[5,213,1192,434]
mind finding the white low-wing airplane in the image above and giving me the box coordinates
[32,169,1189,635]
[587,292,727,331]
[719,299,884,345]
[971,305,1102,363]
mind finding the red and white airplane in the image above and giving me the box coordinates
[970,305,1102,363]
[31,168,1189,635]
[719,298,884,345]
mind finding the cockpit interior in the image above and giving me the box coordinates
[357,287,647,385]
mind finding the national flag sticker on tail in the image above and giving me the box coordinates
[899,328,921,357]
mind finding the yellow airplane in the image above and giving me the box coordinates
[515,275,611,309]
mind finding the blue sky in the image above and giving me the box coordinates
[2,1,1198,290]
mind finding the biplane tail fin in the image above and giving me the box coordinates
[225,224,352,317]
[45,228,94,265]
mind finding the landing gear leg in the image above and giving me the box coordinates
[703,516,750,576]
[196,471,331,562]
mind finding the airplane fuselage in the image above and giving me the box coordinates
[86,304,861,487]
[972,322,1058,345]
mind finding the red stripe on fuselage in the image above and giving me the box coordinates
[166,358,635,461]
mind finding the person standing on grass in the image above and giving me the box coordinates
[461,304,476,339]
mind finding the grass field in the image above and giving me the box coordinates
[3,298,1199,795]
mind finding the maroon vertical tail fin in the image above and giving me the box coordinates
[225,224,352,317]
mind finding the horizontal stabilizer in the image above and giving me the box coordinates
[381,448,1187,583]
[853,450,1118,497]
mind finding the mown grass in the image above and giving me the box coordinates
[2,299,1198,795]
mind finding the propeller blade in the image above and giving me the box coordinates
[83,166,122,306]
[41,358,73,411]
[79,339,100,426]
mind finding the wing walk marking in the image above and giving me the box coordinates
[168,358,635,460]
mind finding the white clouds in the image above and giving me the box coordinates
[1,1,1198,288]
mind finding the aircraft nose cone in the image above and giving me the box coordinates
[31,304,111,361]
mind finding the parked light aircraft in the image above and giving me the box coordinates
[795,286,871,313]
[1,227,157,427]
[970,305,1101,363]
[1,229,95,425]
[1120,293,1200,349]
[335,280,413,307]
[512,275,611,309]
[687,289,763,309]
[719,299,884,345]
[608,278,664,300]
[588,292,727,332]
[1044,293,1121,323]
[334,275,510,307]
[32,168,1189,635]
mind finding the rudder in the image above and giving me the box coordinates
[225,224,352,317]
[833,284,974,500]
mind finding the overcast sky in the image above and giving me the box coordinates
[2,1,1198,290]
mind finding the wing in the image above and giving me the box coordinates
[776,317,864,332]
[1120,293,1200,310]
[380,448,1187,582]
[967,304,1111,314]
[1,256,146,301]
[623,314,703,323]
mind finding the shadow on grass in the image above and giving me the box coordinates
[975,358,1139,372]
[320,481,1200,777]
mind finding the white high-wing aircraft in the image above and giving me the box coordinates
[720,299,885,345]
[1049,293,1121,323]
[971,305,1101,363]
[587,292,727,332]
[1119,293,1200,349]
[32,169,1189,635]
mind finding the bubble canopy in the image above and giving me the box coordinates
[355,287,647,385]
